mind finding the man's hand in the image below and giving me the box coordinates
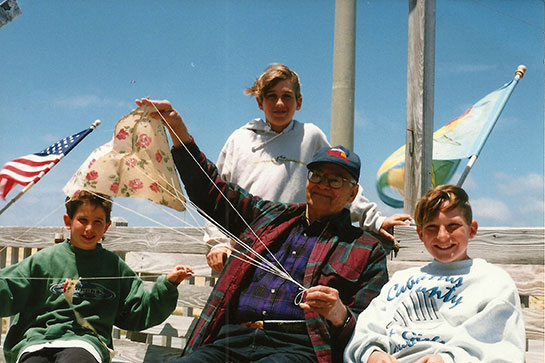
[299,285,347,327]
[167,265,194,284]
[414,354,445,363]
[379,213,412,241]
[135,98,190,147]
[206,246,232,274]
[368,350,400,363]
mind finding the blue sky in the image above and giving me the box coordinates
[0,0,543,228]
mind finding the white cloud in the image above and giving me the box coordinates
[495,172,544,196]
[471,197,511,223]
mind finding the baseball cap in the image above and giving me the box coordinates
[307,145,360,182]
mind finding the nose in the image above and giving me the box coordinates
[437,225,449,240]
[274,97,284,107]
[316,177,331,189]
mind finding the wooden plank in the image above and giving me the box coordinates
[103,227,207,254]
[126,252,211,277]
[136,315,195,338]
[404,0,436,215]
[111,339,182,363]
[393,226,545,264]
[524,308,545,341]
[140,282,213,310]
[0,226,207,254]
[387,260,544,297]
[526,339,544,363]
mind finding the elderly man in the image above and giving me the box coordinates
[136,99,389,363]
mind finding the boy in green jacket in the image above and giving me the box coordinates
[0,191,194,363]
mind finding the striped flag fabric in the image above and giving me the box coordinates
[0,127,94,199]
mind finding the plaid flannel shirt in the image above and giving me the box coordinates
[173,139,388,363]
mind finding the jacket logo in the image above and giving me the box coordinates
[50,280,116,300]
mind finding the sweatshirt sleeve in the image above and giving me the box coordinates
[349,185,385,234]
[114,275,179,331]
[0,259,32,317]
[203,135,236,251]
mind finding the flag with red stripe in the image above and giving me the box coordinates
[0,127,94,199]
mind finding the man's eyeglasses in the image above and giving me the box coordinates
[307,170,356,189]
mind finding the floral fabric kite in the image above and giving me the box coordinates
[63,105,185,211]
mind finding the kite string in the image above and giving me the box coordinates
[1,105,307,294]
[88,190,303,289]
[134,144,303,289]
[149,102,297,284]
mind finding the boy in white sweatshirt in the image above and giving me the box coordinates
[344,185,526,363]
[204,63,410,273]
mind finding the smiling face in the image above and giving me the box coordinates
[256,79,302,132]
[64,201,111,250]
[305,163,358,222]
[417,206,478,263]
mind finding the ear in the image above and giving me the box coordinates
[416,225,423,241]
[296,96,302,110]
[256,97,264,110]
[468,220,478,239]
[103,220,112,235]
[347,184,358,203]
[63,214,72,230]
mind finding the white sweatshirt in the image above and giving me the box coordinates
[204,118,386,248]
[344,258,526,363]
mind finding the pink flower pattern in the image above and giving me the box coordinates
[125,158,137,168]
[150,182,160,193]
[129,178,143,190]
[155,150,162,163]
[137,133,152,148]
[116,128,129,140]
[86,171,98,180]
[110,182,119,194]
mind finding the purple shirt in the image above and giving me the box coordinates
[234,216,323,322]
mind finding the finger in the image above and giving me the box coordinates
[379,228,395,241]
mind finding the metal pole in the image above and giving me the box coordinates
[330,0,356,150]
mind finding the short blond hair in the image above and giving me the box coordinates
[244,63,302,102]
[414,185,472,227]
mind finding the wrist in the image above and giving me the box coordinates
[332,308,352,329]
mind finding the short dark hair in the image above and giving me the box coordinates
[414,185,472,227]
[65,191,112,222]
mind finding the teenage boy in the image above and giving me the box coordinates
[0,191,194,363]
[344,185,526,363]
[194,63,410,273]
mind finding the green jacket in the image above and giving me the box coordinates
[0,240,178,363]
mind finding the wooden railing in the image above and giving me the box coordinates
[0,225,543,362]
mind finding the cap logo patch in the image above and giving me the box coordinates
[327,148,349,163]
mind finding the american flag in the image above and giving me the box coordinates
[0,127,95,200]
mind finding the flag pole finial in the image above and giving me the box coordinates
[515,65,527,79]
[91,120,101,129]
